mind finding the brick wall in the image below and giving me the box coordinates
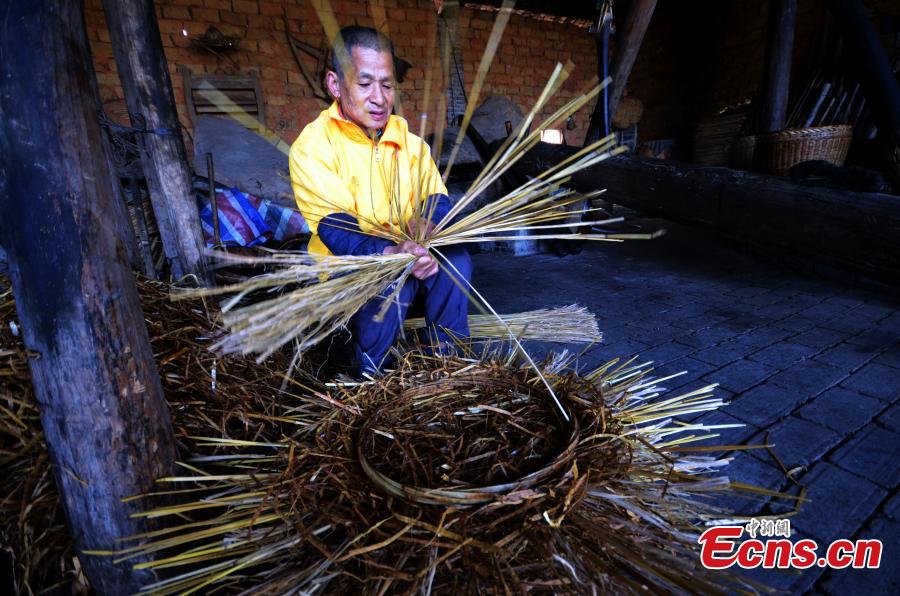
[84,0,900,161]
[84,0,598,151]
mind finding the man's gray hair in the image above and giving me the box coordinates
[330,26,396,79]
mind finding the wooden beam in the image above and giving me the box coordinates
[0,1,176,592]
[759,0,797,133]
[510,144,900,285]
[608,0,657,125]
[102,0,213,285]
[826,0,900,184]
[583,7,612,146]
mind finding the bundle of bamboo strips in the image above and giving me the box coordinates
[103,346,793,594]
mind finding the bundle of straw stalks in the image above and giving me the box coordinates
[404,304,602,344]
[105,347,792,595]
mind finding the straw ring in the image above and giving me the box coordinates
[356,374,579,506]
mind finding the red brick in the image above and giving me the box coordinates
[239,39,259,53]
[232,0,258,15]
[259,1,284,17]
[220,11,248,26]
[260,66,285,81]
[83,8,106,25]
[183,22,210,36]
[287,70,305,85]
[285,83,306,97]
[256,40,277,55]
[190,7,220,22]
[215,23,244,37]
[162,5,191,20]
[204,0,232,8]
[157,19,186,35]
[246,14,275,30]
[284,5,311,19]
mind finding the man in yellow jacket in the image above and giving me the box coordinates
[289,26,472,375]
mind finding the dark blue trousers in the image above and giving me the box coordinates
[350,245,472,374]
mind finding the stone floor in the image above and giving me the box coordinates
[472,219,899,594]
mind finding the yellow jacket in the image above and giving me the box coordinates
[289,102,447,256]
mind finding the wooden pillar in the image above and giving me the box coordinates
[826,0,900,183]
[0,1,175,592]
[759,0,797,133]
[583,10,613,146]
[608,0,657,127]
[101,0,212,285]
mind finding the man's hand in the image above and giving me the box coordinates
[406,218,436,243]
[383,240,438,280]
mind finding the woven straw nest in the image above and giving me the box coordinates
[105,348,788,595]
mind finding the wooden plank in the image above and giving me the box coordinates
[0,1,176,592]
[608,0,657,126]
[103,0,212,285]
[193,76,258,89]
[195,105,260,114]
[192,89,258,105]
[759,0,797,133]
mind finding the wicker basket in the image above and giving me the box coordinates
[755,125,853,176]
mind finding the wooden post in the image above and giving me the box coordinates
[608,0,657,128]
[101,0,212,285]
[759,0,797,133]
[0,1,175,592]
[826,0,900,183]
[584,4,612,146]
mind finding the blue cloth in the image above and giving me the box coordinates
[196,186,309,248]
[350,245,472,375]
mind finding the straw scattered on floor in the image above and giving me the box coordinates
[107,347,794,595]
[0,277,291,594]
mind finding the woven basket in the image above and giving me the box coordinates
[755,125,852,176]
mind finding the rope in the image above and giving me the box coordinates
[98,111,180,138]
[97,110,182,173]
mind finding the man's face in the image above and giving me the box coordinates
[327,46,395,136]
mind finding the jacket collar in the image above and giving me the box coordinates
[327,101,405,148]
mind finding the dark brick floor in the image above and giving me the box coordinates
[472,219,899,594]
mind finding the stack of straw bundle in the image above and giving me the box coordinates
[102,347,793,594]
